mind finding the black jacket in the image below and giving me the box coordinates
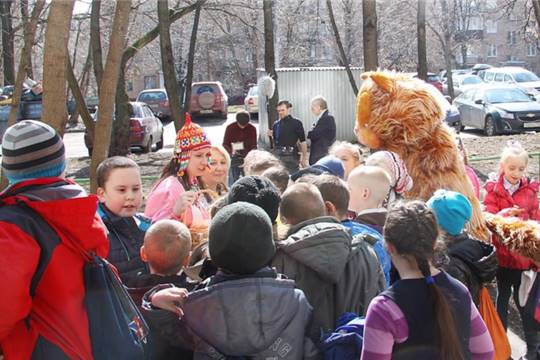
[442,233,498,306]
[307,110,336,165]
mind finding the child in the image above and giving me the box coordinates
[242,149,282,176]
[365,150,413,208]
[96,156,150,285]
[274,183,386,342]
[347,165,392,234]
[329,140,363,179]
[309,174,391,284]
[361,201,494,360]
[146,202,319,359]
[261,165,290,194]
[427,189,497,306]
[483,141,539,359]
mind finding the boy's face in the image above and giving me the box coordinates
[347,182,367,212]
[501,155,527,185]
[97,167,143,217]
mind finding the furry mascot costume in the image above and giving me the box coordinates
[354,71,490,240]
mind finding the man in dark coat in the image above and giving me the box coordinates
[307,95,336,165]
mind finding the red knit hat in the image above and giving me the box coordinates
[174,113,211,176]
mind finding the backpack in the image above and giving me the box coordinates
[0,181,150,360]
[320,313,365,360]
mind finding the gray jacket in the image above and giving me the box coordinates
[272,217,386,341]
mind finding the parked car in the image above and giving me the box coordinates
[439,69,471,82]
[483,67,540,99]
[428,84,462,132]
[136,88,171,121]
[189,81,228,119]
[443,74,484,99]
[453,84,540,136]
[244,85,259,115]
[412,73,444,93]
[85,96,99,114]
[84,102,164,156]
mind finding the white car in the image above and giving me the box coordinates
[483,67,540,100]
[244,86,258,115]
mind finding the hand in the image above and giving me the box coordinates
[300,158,309,169]
[497,206,523,217]
[173,191,199,217]
[266,129,273,137]
[151,287,189,316]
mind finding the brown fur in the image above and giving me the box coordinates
[355,71,489,240]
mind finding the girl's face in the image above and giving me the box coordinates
[187,148,211,178]
[501,155,527,185]
[208,148,228,183]
[334,148,361,179]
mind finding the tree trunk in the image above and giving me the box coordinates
[66,55,94,136]
[263,0,279,133]
[362,0,378,71]
[182,3,202,130]
[440,0,455,99]
[417,0,428,80]
[20,0,34,79]
[0,0,15,85]
[326,0,358,95]
[108,2,200,156]
[1,0,45,191]
[533,0,540,29]
[91,0,104,93]
[90,0,132,193]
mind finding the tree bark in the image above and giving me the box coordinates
[66,55,94,137]
[534,0,540,29]
[90,0,104,93]
[326,0,358,95]
[20,0,34,79]
[0,0,15,85]
[41,0,75,135]
[362,0,379,71]
[182,3,202,129]
[90,0,132,193]
[417,0,428,80]
[263,0,279,133]
[440,0,455,99]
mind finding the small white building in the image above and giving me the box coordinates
[257,66,364,146]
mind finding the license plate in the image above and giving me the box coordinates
[200,110,213,114]
[523,122,540,128]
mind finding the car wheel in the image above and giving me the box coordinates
[460,125,465,131]
[142,136,152,153]
[453,121,462,133]
[484,116,497,136]
[155,133,164,151]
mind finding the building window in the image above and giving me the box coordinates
[487,44,497,58]
[127,81,133,91]
[469,16,483,30]
[527,43,537,57]
[507,31,517,45]
[485,19,497,33]
[144,75,157,90]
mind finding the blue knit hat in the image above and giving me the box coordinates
[427,189,472,236]
[312,155,345,179]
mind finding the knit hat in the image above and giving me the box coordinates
[1,120,65,184]
[209,202,275,275]
[312,155,345,179]
[228,176,281,224]
[427,189,472,236]
[365,151,413,194]
[174,113,211,176]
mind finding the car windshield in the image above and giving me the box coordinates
[485,88,532,103]
[513,71,539,83]
[248,87,258,96]
[460,76,483,85]
[138,91,166,102]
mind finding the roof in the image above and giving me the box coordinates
[486,67,531,73]
[138,88,166,93]
[258,66,364,72]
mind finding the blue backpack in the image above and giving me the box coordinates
[320,313,365,360]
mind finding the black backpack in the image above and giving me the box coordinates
[0,181,150,360]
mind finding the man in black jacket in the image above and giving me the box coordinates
[307,95,336,165]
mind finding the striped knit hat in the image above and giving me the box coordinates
[1,120,66,184]
[174,113,211,177]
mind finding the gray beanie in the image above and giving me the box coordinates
[209,202,275,275]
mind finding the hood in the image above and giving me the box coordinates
[182,270,307,355]
[278,217,351,283]
[448,235,498,283]
[492,102,540,112]
[518,80,540,89]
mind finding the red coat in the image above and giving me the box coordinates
[484,174,539,269]
[0,178,109,360]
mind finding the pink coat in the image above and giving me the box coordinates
[484,173,539,269]
[465,165,481,199]
[144,176,210,228]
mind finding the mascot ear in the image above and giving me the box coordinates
[370,73,395,94]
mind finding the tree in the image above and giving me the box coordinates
[90,0,132,193]
[20,0,34,79]
[362,0,379,71]
[417,0,428,80]
[91,0,104,94]
[0,0,15,85]
[42,0,75,135]
[428,0,455,99]
[182,3,203,128]
[534,0,540,27]
[326,0,358,94]
[263,0,279,133]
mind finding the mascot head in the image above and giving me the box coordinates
[355,71,445,151]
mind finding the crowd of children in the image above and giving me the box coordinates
[0,117,538,360]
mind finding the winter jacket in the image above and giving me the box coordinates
[307,110,336,165]
[0,178,109,360]
[98,203,150,286]
[484,174,539,269]
[143,268,320,359]
[441,233,498,306]
[354,208,388,235]
[272,217,386,342]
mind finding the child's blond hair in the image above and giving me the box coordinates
[500,140,528,167]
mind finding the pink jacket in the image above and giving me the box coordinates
[144,176,210,228]
[465,165,481,199]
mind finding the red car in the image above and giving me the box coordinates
[413,72,444,93]
[189,81,228,119]
[84,102,164,156]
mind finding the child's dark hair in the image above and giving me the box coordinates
[261,166,290,194]
[384,200,464,360]
[308,174,350,218]
[97,156,139,188]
